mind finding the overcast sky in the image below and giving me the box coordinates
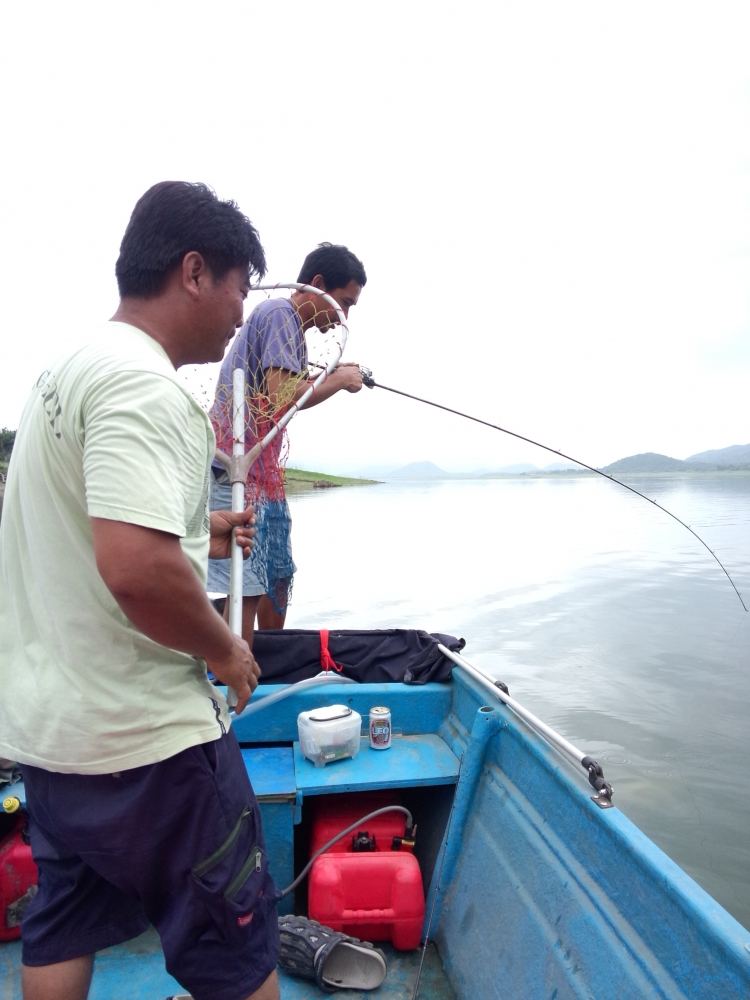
[2,1,749,475]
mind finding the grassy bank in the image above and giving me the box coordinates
[285,468,379,490]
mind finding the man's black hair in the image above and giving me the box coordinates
[116,181,266,298]
[297,243,367,290]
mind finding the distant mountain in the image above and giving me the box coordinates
[686,444,750,467]
[603,452,688,473]
[602,444,750,474]
[357,444,750,481]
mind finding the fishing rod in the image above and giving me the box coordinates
[359,368,748,613]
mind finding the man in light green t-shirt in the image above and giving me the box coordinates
[0,182,281,1000]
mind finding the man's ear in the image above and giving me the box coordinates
[181,251,207,299]
[310,273,327,291]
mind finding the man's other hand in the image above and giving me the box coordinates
[209,506,256,559]
[335,362,364,393]
[208,635,261,714]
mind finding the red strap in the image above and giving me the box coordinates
[319,630,343,673]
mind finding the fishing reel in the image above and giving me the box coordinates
[359,366,375,388]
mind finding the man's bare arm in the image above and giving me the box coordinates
[265,364,363,412]
[91,518,259,711]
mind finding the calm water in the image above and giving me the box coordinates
[285,473,750,930]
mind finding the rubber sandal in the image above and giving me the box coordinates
[278,914,387,992]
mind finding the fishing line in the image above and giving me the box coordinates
[360,371,748,613]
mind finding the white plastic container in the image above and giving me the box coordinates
[297,705,362,768]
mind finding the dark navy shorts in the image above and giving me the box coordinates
[20,733,280,1000]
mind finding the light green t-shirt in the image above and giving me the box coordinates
[0,322,232,773]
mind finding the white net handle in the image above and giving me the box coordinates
[222,282,349,685]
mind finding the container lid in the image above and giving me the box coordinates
[307,704,353,723]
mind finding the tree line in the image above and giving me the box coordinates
[1,428,16,462]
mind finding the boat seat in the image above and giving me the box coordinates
[292,733,460,796]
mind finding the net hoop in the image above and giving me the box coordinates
[215,282,349,484]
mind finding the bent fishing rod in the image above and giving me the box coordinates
[359,368,748,613]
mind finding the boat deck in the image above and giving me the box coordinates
[0,928,455,999]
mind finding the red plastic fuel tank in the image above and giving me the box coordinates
[309,791,412,855]
[308,850,424,950]
[0,817,38,941]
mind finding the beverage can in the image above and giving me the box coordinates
[369,706,392,750]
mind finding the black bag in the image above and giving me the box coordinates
[252,628,464,685]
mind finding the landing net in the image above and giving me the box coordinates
[181,282,349,614]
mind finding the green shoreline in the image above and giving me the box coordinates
[285,468,379,491]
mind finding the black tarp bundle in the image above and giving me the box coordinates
[251,628,465,685]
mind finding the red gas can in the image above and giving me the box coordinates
[308,851,424,950]
[309,792,411,855]
[0,817,38,941]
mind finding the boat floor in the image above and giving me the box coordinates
[0,928,455,999]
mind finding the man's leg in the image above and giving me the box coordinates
[169,971,280,1000]
[221,594,261,646]
[256,595,286,630]
[153,739,280,999]
[245,968,279,1000]
[22,955,94,1000]
[240,595,261,646]
[256,571,292,632]
[20,767,150,1000]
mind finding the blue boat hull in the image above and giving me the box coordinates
[434,670,750,998]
